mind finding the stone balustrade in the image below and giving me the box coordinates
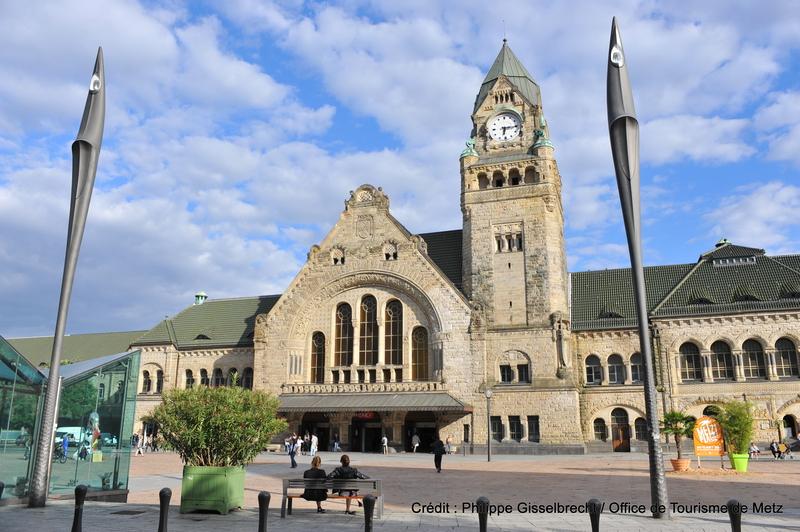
[281,380,446,394]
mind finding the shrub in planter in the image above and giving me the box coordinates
[718,400,754,472]
[660,411,695,471]
[151,385,287,514]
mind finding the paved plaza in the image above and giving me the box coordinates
[3,451,800,530]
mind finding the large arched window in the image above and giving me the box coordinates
[775,338,799,378]
[212,368,224,387]
[710,341,734,380]
[185,369,194,389]
[200,368,210,387]
[335,303,353,366]
[607,354,625,384]
[141,371,151,393]
[242,367,253,389]
[679,342,703,382]
[227,368,238,386]
[155,370,164,394]
[412,327,429,381]
[359,295,379,365]
[384,300,403,365]
[585,355,602,385]
[630,353,643,383]
[593,418,607,441]
[742,339,766,379]
[311,332,325,384]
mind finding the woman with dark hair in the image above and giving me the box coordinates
[302,455,328,513]
[327,454,369,515]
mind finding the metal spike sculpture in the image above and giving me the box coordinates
[606,19,669,518]
[29,47,105,507]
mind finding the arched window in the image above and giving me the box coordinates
[742,339,766,379]
[335,303,353,366]
[477,172,489,189]
[509,168,521,186]
[142,371,152,393]
[524,166,538,184]
[492,170,504,188]
[156,370,164,394]
[359,295,379,365]
[226,368,238,386]
[611,408,629,426]
[679,342,703,382]
[242,367,253,389]
[311,332,325,384]
[634,418,647,441]
[775,338,799,378]
[412,327,429,381]
[710,341,734,380]
[185,369,194,389]
[630,353,643,383]
[384,300,403,365]
[593,418,607,441]
[383,242,398,261]
[607,354,625,384]
[585,355,602,385]
[212,368,224,387]
[98,383,105,401]
[200,369,210,386]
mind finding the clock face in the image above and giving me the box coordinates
[488,113,521,141]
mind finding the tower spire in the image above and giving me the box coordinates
[473,41,540,113]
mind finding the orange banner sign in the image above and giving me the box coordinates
[693,415,725,456]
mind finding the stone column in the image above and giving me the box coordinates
[350,311,359,383]
[766,350,779,381]
[377,312,385,382]
[601,361,609,386]
[623,361,632,385]
[702,352,714,383]
[734,352,746,381]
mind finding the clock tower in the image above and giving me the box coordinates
[461,40,569,330]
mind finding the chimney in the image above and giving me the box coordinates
[194,291,208,305]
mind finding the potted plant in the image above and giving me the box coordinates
[151,385,286,514]
[718,400,754,472]
[660,411,695,471]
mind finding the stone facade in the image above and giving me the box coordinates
[129,42,800,454]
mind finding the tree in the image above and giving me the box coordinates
[151,385,286,467]
[660,411,695,459]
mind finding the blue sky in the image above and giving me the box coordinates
[1,0,799,338]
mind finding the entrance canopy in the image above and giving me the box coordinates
[279,392,468,413]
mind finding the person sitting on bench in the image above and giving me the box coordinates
[327,454,369,515]
[302,456,328,513]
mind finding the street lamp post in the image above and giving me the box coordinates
[484,389,493,462]
[606,18,668,518]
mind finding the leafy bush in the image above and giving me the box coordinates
[660,411,695,459]
[718,400,754,455]
[151,386,287,467]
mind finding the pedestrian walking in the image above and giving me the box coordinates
[445,434,453,454]
[432,438,446,473]
[310,433,318,457]
[381,434,388,455]
[412,433,420,453]
[289,434,299,468]
[135,432,144,456]
[333,433,341,452]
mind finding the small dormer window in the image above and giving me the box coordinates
[195,333,211,340]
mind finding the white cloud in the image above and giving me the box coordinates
[705,181,800,253]
[641,115,755,165]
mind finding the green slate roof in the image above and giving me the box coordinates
[133,295,281,349]
[420,229,463,291]
[473,41,541,113]
[571,241,800,330]
[7,330,146,367]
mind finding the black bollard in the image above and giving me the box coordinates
[587,498,602,532]
[258,491,271,532]
[727,499,742,532]
[0,480,4,499]
[476,496,489,532]
[158,487,171,532]
[71,485,88,532]
[363,494,376,532]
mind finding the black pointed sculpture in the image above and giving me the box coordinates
[606,18,669,518]
[29,47,105,507]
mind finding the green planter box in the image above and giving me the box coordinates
[180,465,245,514]
[730,453,749,473]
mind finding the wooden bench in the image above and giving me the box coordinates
[281,478,383,518]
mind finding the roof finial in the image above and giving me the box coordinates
[502,19,506,43]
